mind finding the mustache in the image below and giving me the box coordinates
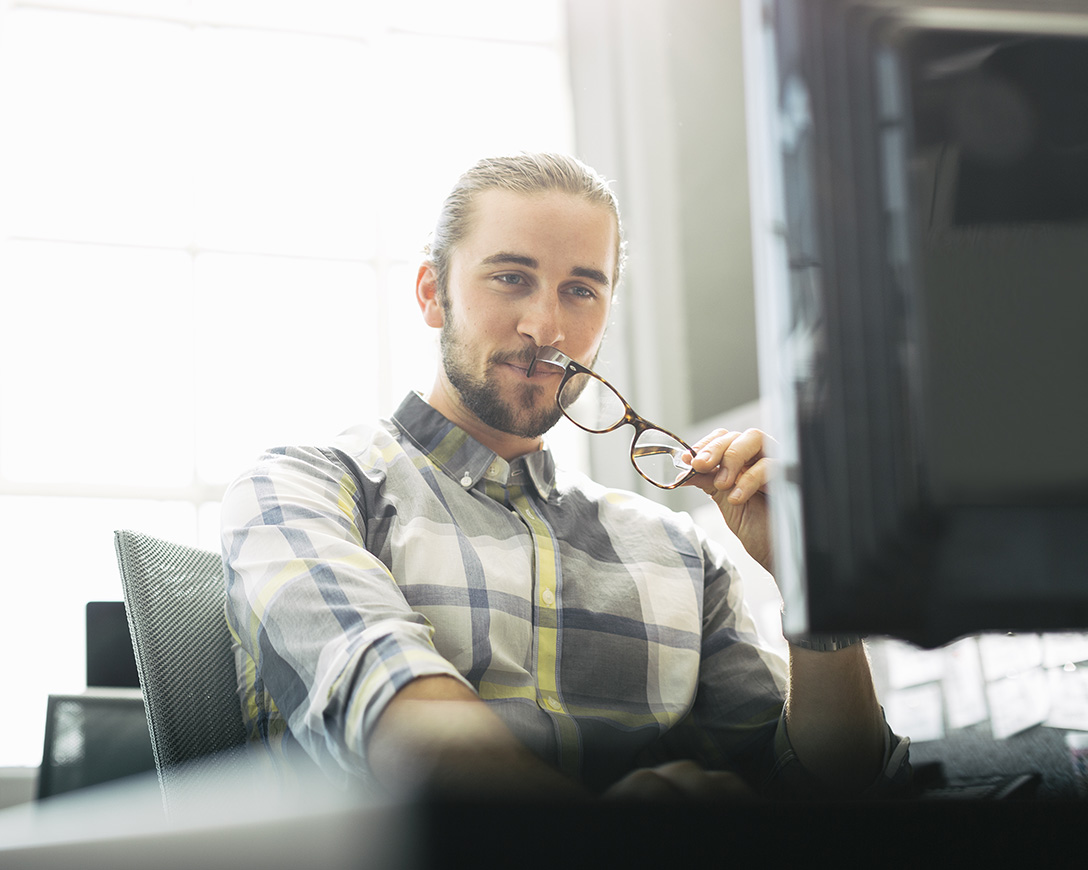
[489,347,540,371]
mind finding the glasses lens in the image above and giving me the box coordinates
[559,372,626,432]
[632,428,693,488]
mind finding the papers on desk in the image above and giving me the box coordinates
[1046,667,1088,732]
[943,637,989,730]
[885,683,946,743]
[879,632,1088,742]
[986,668,1051,739]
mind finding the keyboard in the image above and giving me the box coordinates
[918,772,1041,800]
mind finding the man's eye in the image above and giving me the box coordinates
[497,273,524,286]
[571,285,597,299]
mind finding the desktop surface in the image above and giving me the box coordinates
[1,755,1083,868]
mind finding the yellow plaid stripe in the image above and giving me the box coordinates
[508,485,581,773]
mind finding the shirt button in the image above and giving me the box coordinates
[460,473,472,486]
[546,697,563,712]
[541,588,555,606]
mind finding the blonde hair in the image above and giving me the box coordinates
[425,153,626,297]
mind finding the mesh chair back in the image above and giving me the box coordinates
[114,529,248,811]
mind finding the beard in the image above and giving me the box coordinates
[439,317,565,440]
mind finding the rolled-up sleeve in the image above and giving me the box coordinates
[221,445,470,781]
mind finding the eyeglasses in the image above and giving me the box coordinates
[528,346,696,490]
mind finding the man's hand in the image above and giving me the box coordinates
[604,760,757,802]
[682,428,776,572]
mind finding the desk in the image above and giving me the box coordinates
[1,756,1083,868]
[0,757,410,869]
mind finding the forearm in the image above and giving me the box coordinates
[367,675,585,799]
[783,643,886,793]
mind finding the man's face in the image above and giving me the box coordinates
[435,188,617,441]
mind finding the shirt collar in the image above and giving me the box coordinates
[390,392,556,499]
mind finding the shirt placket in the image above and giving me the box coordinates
[505,483,581,780]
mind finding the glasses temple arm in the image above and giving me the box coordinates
[527,346,573,378]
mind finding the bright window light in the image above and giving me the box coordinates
[192,252,381,484]
[1,241,195,487]
[0,0,573,768]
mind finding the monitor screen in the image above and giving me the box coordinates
[745,0,1088,646]
[86,601,141,688]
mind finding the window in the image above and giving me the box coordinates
[0,0,574,767]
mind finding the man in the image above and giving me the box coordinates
[221,153,909,800]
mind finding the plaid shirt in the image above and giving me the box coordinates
[222,392,909,795]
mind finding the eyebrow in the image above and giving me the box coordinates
[480,252,611,289]
[571,265,611,288]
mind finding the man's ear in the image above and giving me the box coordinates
[416,263,445,328]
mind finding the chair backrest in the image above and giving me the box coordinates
[113,529,248,811]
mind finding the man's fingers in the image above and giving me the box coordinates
[684,428,777,503]
[701,428,766,490]
[687,428,735,466]
[723,456,773,503]
[604,761,757,802]
[603,767,685,801]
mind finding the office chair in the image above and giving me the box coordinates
[113,529,248,812]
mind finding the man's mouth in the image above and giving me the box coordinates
[506,361,553,380]
[495,352,554,380]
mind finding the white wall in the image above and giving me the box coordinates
[565,0,759,448]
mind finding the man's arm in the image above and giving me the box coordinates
[683,428,887,793]
[368,675,585,798]
[784,644,886,791]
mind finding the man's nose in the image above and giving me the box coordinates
[518,291,565,348]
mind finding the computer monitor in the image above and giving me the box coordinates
[86,601,140,688]
[743,0,1088,647]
